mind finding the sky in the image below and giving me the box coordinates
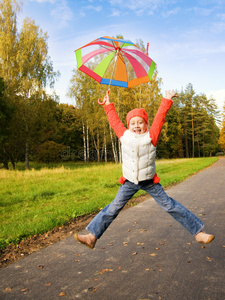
[17,0,225,114]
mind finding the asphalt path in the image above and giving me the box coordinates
[0,158,225,300]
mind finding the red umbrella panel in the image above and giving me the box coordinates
[75,36,156,89]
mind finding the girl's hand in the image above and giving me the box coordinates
[165,90,178,100]
[104,90,110,105]
[98,90,110,105]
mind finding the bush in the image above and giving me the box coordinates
[33,141,66,163]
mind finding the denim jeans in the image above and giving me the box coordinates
[87,180,204,239]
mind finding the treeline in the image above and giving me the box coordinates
[68,68,221,163]
[0,1,222,169]
[1,73,221,169]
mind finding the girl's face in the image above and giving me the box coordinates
[129,116,148,134]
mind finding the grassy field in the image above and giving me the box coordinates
[0,157,218,250]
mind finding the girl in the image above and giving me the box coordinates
[75,90,214,248]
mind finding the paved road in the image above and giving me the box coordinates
[0,158,225,300]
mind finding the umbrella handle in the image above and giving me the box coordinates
[98,98,106,105]
[98,90,109,105]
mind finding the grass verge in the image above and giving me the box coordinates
[0,157,218,250]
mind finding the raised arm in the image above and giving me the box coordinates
[150,90,177,146]
[103,92,127,139]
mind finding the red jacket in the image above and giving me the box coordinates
[104,98,173,184]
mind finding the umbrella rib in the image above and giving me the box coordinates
[108,49,119,90]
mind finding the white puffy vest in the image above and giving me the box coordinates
[120,130,156,184]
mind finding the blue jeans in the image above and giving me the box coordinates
[87,180,204,239]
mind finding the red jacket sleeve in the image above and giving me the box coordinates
[150,98,173,147]
[104,103,127,139]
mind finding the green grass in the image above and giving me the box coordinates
[0,157,218,250]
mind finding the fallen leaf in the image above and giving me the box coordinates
[155,248,160,250]
[88,287,97,292]
[201,246,205,249]
[5,287,11,292]
[100,247,105,250]
[187,243,191,245]
[145,268,150,271]
[117,266,122,270]
[38,265,44,269]
[140,229,147,232]
[45,283,51,286]
[59,292,66,296]
[75,260,80,262]
[159,242,165,245]
[21,288,28,292]
[149,253,156,256]
[77,254,81,257]
[132,252,137,255]
[187,261,191,263]
[206,256,212,261]
[123,242,128,246]
[99,268,113,274]
[127,229,131,232]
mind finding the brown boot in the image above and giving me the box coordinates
[195,231,215,244]
[74,233,97,249]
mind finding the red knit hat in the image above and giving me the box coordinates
[126,108,148,127]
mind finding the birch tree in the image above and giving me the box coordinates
[0,0,19,94]
[0,0,59,168]
[16,18,58,168]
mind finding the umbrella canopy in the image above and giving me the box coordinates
[75,36,156,89]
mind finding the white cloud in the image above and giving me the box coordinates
[29,0,56,3]
[79,5,102,17]
[188,6,214,16]
[50,1,73,27]
[217,13,225,20]
[109,0,165,15]
[211,21,225,32]
[161,7,180,18]
[110,9,121,17]
[29,0,73,27]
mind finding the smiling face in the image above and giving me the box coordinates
[129,116,148,134]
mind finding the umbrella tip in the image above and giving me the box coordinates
[146,42,149,56]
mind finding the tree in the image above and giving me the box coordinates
[175,84,220,158]
[54,103,83,160]
[0,77,15,168]
[0,0,19,95]
[157,102,183,158]
[16,17,59,169]
[218,101,225,151]
[0,0,59,169]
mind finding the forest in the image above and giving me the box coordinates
[0,0,224,170]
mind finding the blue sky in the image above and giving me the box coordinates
[18,0,225,113]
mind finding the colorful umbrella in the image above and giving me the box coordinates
[75,36,156,90]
